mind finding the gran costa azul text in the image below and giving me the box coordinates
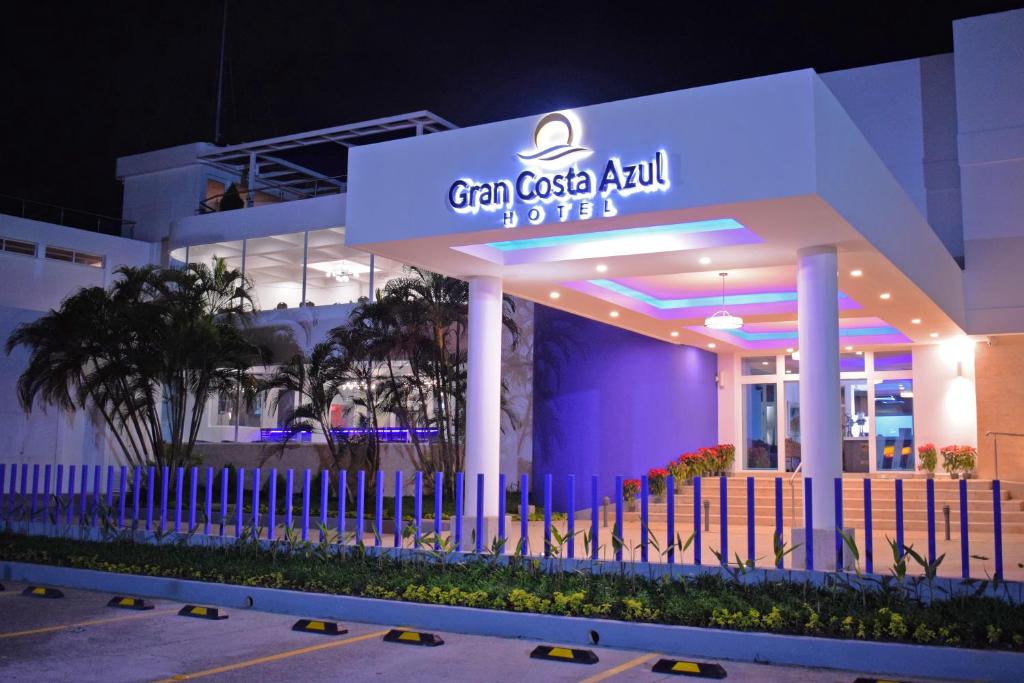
[447,151,670,227]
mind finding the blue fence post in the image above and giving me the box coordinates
[454,471,464,552]
[666,474,675,564]
[693,476,702,565]
[91,465,101,527]
[268,469,277,541]
[252,467,261,536]
[55,464,65,524]
[959,478,969,579]
[159,465,169,531]
[434,472,443,551]
[746,476,755,565]
[993,480,1003,581]
[105,465,115,522]
[145,466,154,532]
[614,475,623,562]
[30,464,39,521]
[4,464,13,523]
[926,477,937,564]
[640,475,649,563]
[79,465,88,526]
[43,464,52,523]
[895,479,905,559]
[591,475,599,561]
[864,478,874,574]
[285,469,295,534]
[302,468,312,543]
[355,470,365,545]
[0,463,6,522]
[544,473,553,558]
[320,470,329,543]
[174,467,184,533]
[373,470,383,547]
[803,477,814,572]
[414,471,423,549]
[519,474,529,556]
[118,466,127,529]
[189,466,198,533]
[719,476,728,565]
[566,474,575,560]
[774,477,783,568]
[475,472,483,553]
[497,473,506,554]
[203,467,213,536]
[132,466,141,530]
[834,477,843,570]
[395,470,404,549]
[235,467,245,539]
[337,470,346,543]
[19,464,28,522]
[219,467,229,536]
[12,464,22,523]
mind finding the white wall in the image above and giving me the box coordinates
[954,9,1024,334]
[912,342,977,450]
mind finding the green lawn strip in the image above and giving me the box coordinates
[1,531,1021,651]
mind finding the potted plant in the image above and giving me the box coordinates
[918,443,937,479]
[940,445,960,478]
[648,468,668,503]
[667,457,686,492]
[958,445,978,479]
[715,444,736,475]
[623,479,640,512]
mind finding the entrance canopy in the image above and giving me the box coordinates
[346,70,965,353]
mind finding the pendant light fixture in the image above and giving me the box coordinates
[704,272,744,330]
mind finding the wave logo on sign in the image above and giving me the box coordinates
[517,111,592,168]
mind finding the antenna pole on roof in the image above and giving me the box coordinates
[213,0,229,145]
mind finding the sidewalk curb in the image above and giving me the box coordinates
[3,560,1021,682]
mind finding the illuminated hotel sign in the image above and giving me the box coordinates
[446,110,670,227]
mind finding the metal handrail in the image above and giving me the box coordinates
[0,192,135,236]
[197,175,347,214]
[788,461,803,525]
[985,431,1023,480]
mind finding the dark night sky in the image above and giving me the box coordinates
[2,1,1023,221]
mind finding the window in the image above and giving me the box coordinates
[214,392,263,428]
[1,237,36,256]
[743,383,778,469]
[784,381,800,472]
[840,379,870,472]
[875,378,914,471]
[742,356,777,376]
[245,232,307,309]
[45,245,104,268]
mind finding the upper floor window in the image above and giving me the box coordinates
[45,245,104,268]
[1,237,36,256]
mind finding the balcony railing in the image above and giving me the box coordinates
[0,193,135,237]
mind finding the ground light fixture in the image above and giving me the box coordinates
[703,272,744,330]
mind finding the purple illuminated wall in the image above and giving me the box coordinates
[532,305,718,512]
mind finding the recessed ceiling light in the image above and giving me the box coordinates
[856,351,863,356]
[786,347,794,353]
[911,318,921,324]
[850,269,863,277]
[707,343,716,349]
[845,345,853,351]
[879,292,891,300]
[548,291,560,299]
[761,361,769,365]
[930,332,939,338]
[595,264,608,273]
[699,256,712,265]
[609,310,619,318]
[670,331,679,337]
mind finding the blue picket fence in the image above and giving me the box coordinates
[0,462,1008,580]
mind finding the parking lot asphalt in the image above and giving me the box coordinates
[0,580,958,682]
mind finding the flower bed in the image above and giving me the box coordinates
[2,531,1022,651]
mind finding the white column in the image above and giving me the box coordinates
[465,275,502,518]
[797,246,841,531]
